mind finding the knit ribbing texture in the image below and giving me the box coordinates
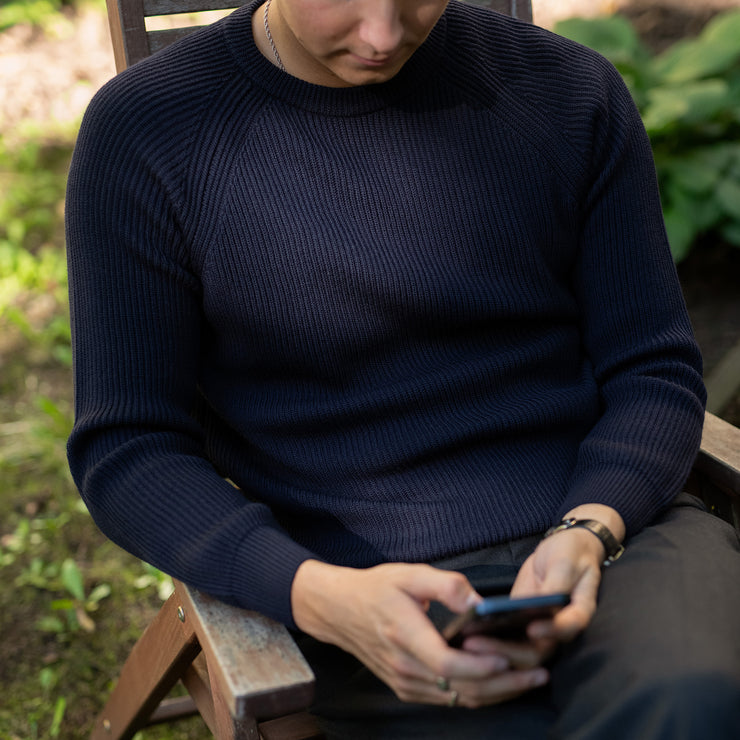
[65,0,705,627]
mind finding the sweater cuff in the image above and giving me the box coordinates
[557,464,672,537]
[228,525,320,630]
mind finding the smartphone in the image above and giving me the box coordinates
[443,593,570,647]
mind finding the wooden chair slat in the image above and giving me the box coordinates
[698,412,740,496]
[182,653,219,735]
[144,0,240,15]
[147,695,199,725]
[259,712,324,740]
[179,582,316,721]
[142,0,532,18]
[91,592,201,740]
[472,0,533,22]
[687,412,740,529]
[106,0,149,71]
[148,26,202,54]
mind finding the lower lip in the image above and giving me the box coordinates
[351,54,397,68]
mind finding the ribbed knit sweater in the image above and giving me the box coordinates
[66,0,706,628]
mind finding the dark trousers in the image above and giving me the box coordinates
[296,494,740,738]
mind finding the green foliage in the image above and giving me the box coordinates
[0,1,65,31]
[0,131,72,367]
[0,495,180,737]
[556,10,740,261]
[0,0,103,31]
[2,503,111,634]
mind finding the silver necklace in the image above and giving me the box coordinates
[263,0,285,72]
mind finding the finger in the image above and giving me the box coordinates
[399,565,482,614]
[363,589,501,684]
[393,664,549,708]
[451,667,551,709]
[548,562,600,640]
[460,634,544,669]
[457,621,558,666]
[371,644,509,705]
[510,558,538,598]
[551,597,595,639]
[403,626,513,681]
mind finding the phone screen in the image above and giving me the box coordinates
[443,593,570,647]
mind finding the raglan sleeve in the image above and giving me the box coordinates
[65,76,315,628]
[557,59,706,534]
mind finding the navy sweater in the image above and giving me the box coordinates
[66,0,705,628]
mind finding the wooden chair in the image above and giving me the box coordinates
[686,412,740,530]
[92,413,740,740]
[94,2,740,738]
[105,0,533,73]
[91,578,318,739]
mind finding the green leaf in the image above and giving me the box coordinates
[36,615,66,633]
[653,36,740,84]
[554,15,644,66]
[643,80,730,133]
[39,667,59,693]
[51,599,75,611]
[702,9,740,46]
[87,583,112,605]
[663,179,723,234]
[642,89,688,133]
[60,558,85,601]
[665,156,721,195]
[49,696,66,738]
[689,143,739,173]
[36,396,68,427]
[662,207,697,262]
[715,177,740,221]
[682,80,733,124]
[690,197,723,234]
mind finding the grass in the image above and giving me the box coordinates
[0,344,212,737]
[0,253,213,738]
[0,5,213,735]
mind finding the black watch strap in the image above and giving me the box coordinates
[544,518,625,566]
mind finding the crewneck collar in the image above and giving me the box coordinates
[223,0,449,116]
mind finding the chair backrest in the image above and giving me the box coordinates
[106,0,533,73]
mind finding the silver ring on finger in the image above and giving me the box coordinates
[436,676,450,692]
[447,689,459,707]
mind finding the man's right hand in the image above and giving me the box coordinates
[290,559,551,708]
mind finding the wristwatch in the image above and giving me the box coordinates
[543,518,625,566]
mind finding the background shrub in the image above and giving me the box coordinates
[556,10,740,261]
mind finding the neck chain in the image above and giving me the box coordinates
[263,0,285,72]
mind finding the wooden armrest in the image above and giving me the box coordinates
[695,412,740,499]
[175,580,315,722]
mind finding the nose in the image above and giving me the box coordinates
[357,2,404,56]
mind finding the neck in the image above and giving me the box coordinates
[253,1,282,71]
[263,0,285,71]
[251,0,353,87]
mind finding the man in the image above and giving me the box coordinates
[66,1,740,735]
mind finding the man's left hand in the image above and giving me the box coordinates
[511,503,626,642]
